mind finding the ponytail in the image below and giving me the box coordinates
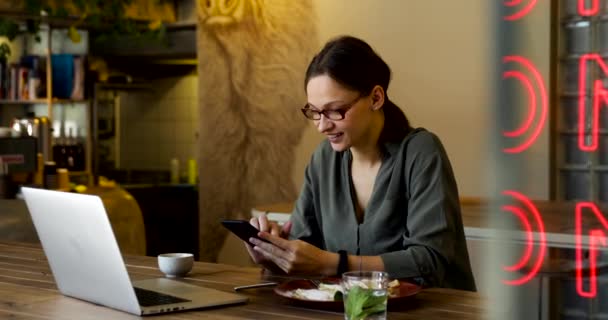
[379,98,412,143]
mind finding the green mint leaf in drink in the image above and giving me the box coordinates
[345,286,366,319]
[359,300,388,319]
[362,291,387,309]
[345,285,387,319]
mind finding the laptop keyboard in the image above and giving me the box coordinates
[134,287,191,307]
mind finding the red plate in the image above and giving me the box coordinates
[273,278,421,311]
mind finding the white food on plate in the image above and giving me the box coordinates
[290,283,343,301]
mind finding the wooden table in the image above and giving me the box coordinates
[0,241,485,319]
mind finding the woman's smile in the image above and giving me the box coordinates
[327,132,344,142]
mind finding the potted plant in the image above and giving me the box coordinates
[0,0,170,60]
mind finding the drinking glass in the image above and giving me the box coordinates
[342,271,389,320]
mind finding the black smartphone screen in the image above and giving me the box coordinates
[221,219,270,245]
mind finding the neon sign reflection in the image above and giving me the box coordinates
[502,56,548,153]
[577,54,608,152]
[575,203,608,298]
[503,0,538,21]
[502,191,546,286]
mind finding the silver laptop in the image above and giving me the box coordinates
[21,187,247,316]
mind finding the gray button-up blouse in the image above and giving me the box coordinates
[289,128,476,291]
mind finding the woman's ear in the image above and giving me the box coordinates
[370,85,385,111]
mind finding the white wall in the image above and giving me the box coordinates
[291,0,551,199]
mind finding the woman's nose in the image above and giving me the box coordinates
[316,115,333,132]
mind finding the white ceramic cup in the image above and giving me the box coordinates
[157,253,194,278]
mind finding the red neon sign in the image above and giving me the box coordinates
[575,202,608,298]
[578,54,608,152]
[504,0,537,21]
[500,195,608,299]
[503,0,601,19]
[502,205,534,273]
[501,0,607,301]
[502,56,548,153]
[502,190,546,286]
[578,0,600,16]
[502,71,536,138]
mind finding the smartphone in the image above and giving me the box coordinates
[221,219,269,245]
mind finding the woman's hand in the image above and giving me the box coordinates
[250,215,285,238]
[249,232,337,276]
[244,215,291,271]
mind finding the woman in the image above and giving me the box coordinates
[246,35,476,291]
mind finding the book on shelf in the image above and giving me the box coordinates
[71,56,84,100]
[18,67,29,100]
[0,54,85,103]
[9,63,18,101]
[0,59,6,100]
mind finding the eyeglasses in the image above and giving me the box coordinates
[301,95,362,121]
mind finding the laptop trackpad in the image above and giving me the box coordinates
[133,278,247,305]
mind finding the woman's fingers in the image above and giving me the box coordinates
[258,231,291,250]
[280,221,292,238]
[247,217,292,270]
[253,243,291,273]
[250,236,327,275]
[244,242,262,263]
[246,218,302,274]
[257,215,269,232]
[244,241,285,271]
[250,215,284,237]
[251,236,296,272]
[249,217,260,229]
[268,222,282,236]
[249,214,291,236]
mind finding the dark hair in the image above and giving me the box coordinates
[304,35,412,143]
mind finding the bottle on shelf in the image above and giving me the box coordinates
[52,126,86,173]
[33,153,44,186]
[53,128,66,169]
[187,158,197,185]
[56,168,70,191]
[8,63,17,100]
[28,57,41,100]
[0,157,9,199]
[65,127,75,170]
[18,66,28,100]
[73,127,85,171]
[43,161,58,190]
[0,57,7,100]
[170,158,180,184]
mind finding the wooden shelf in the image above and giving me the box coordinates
[0,99,48,105]
[50,99,89,104]
[68,171,91,176]
[0,25,95,186]
[0,9,158,31]
[0,99,89,105]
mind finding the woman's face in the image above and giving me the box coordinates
[305,75,376,152]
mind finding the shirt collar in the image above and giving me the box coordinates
[381,127,425,158]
